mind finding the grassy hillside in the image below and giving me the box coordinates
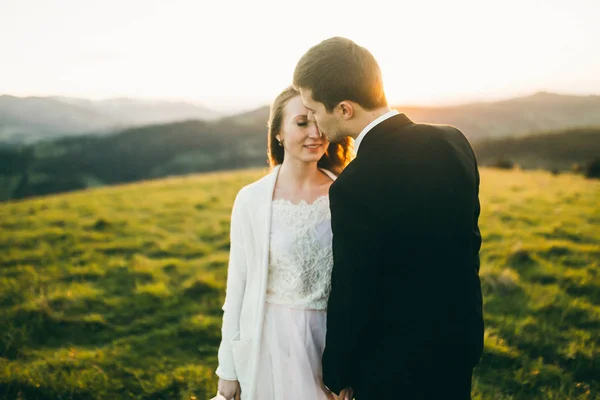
[1,168,599,399]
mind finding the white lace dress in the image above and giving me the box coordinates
[254,196,333,400]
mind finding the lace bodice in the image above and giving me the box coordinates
[266,196,333,310]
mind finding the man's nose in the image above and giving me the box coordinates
[307,110,315,122]
[307,123,321,138]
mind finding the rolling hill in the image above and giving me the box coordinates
[1,92,599,202]
[231,92,600,143]
[0,95,220,145]
[52,97,221,127]
[2,91,599,147]
[399,92,600,142]
[0,95,122,145]
[473,127,600,170]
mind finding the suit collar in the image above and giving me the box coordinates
[354,109,400,153]
[356,113,413,156]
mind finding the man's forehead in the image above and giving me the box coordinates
[300,88,312,97]
[300,89,316,106]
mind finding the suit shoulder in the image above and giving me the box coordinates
[405,122,473,151]
[406,121,464,137]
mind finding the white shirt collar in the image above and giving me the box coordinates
[354,109,400,153]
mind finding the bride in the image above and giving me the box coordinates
[214,86,353,400]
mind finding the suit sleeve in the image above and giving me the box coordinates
[216,190,248,381]
[322,182,384,393]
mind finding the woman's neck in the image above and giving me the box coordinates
[278,159,323,190]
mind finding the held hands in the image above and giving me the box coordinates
[338,386,354,400]
[217,378,241,400]
[320,379,353,400]
[320,379,338,400]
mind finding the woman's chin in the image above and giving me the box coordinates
[299,154,326,164]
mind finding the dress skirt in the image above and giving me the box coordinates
[254,301,330,400]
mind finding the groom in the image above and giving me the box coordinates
[293,37,484,400]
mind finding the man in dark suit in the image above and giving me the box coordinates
[293,37,484,400]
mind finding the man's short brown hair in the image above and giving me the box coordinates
[293,37,388,112]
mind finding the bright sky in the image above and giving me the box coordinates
[1,0,598,111]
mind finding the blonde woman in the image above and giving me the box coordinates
[215,86,353,400]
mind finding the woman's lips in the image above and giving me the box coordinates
[304,144,323,153]
[304,144,323,150]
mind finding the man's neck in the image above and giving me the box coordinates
[350,106,393,140]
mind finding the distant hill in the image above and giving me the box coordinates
[220,105,269,126]
[0,95,122,145]
[0,117,268,201]
[193,92,600,143]
[52,96,221,127]
[0,95,220,145]
[473,127,600,170]
[1,122,598,202]
[2,92,599,147]
[395,92,600,142]
[1,92,599,201]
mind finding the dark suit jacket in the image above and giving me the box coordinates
[322,113,484,398]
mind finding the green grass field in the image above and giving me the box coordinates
[1,168,599,399]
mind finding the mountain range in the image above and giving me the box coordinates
[397,92,600,142]
[0,95,220,145]
[2,92,600,146]
[208,92,600,143]
[1,91,599,201]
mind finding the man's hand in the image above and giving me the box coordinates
[339,386,354,400]
[217,378,241,400]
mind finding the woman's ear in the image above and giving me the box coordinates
[338,101,354,120]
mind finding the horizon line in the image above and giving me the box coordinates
[1,89,599,113]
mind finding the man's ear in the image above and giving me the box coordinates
[338,101,354,120]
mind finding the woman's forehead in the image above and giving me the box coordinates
[286,96,308,117]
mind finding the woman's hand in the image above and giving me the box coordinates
[218,378,241,400]
[320,379,339,400]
